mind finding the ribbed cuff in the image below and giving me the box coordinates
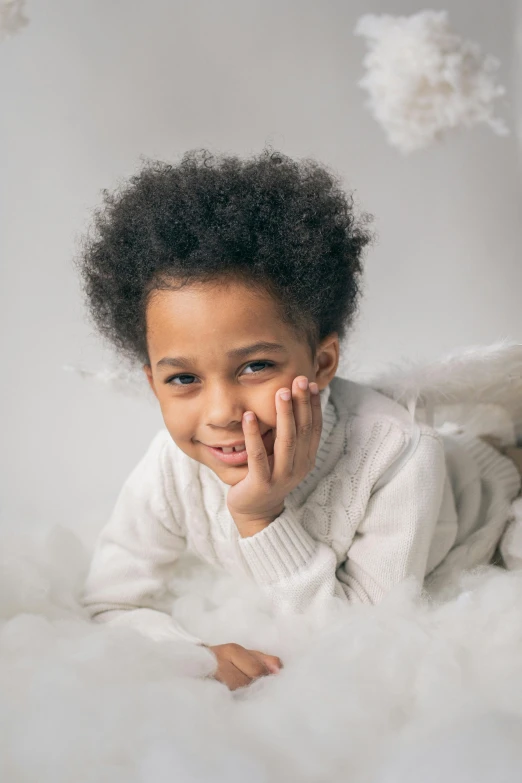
[238,510,319,584]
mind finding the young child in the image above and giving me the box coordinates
[78,149,522,691]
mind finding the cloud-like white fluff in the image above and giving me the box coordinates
[354,10,508,153]
[3,519,522,781]
[62,363,151,399]
[0,0,28,39]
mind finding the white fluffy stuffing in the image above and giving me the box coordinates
[62,363,152,400]
[3,518,522,781]
[354,10,508,153]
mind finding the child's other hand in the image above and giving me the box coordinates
[206,643,283,690]
[227,376,322,537]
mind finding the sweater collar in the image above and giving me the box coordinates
[316,381,338,453]
[319,382,331,417]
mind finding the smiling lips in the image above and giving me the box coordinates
[204,429,274,465]
[212,441,247,453]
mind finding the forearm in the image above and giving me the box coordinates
[232,504,285,538]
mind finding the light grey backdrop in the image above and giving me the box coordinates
[1,0,521,541]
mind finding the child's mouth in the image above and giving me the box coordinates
[204,429,274,466]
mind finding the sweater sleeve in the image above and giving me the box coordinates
[81,432,203,646]
[335,431,446,603]
[237,426,447,612]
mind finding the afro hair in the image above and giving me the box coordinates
[75,148,373,366]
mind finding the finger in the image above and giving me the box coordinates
[271,386,297,483]
[254,652,284,673]
[215,660,252,690]
[242,411,271,483]
[231,646,271,680]
[290,376,314,478]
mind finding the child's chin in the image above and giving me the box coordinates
[215,462,248,484]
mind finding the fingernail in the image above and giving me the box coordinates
[279,390,291,401]
[244,412,255,422]
[297,378,308,391]
[309,382,319,395]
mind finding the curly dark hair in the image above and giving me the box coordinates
[75,148,374,367]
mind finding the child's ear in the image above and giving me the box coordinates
[143,365,158,399]
[315,332,339,386]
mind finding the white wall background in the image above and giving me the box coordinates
[1,0,521,540]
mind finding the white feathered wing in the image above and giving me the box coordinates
[353,339,522,445]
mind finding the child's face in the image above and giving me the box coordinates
[143,279,338,486]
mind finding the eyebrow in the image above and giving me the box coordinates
[156,341,288,370]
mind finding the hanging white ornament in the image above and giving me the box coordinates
[0,0,29,39]
[354,10,509,153]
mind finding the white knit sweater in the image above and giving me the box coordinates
[81,376,521,645]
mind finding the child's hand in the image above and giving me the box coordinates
[227,376,322,537]
[206,643,283,690]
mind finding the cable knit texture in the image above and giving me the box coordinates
[81,376,521,645]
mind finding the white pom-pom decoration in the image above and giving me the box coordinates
[354,10,509,154]
[0,0,28,39]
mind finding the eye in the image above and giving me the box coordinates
[241,361,274,375]
[166,374,197,386]
[165,361,274,386]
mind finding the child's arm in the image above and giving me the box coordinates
[335,429,446,603]
[81,431,202,645]
[237,423,446,612]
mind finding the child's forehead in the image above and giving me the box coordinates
[147,281,282,330]
[146,283,296,361]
